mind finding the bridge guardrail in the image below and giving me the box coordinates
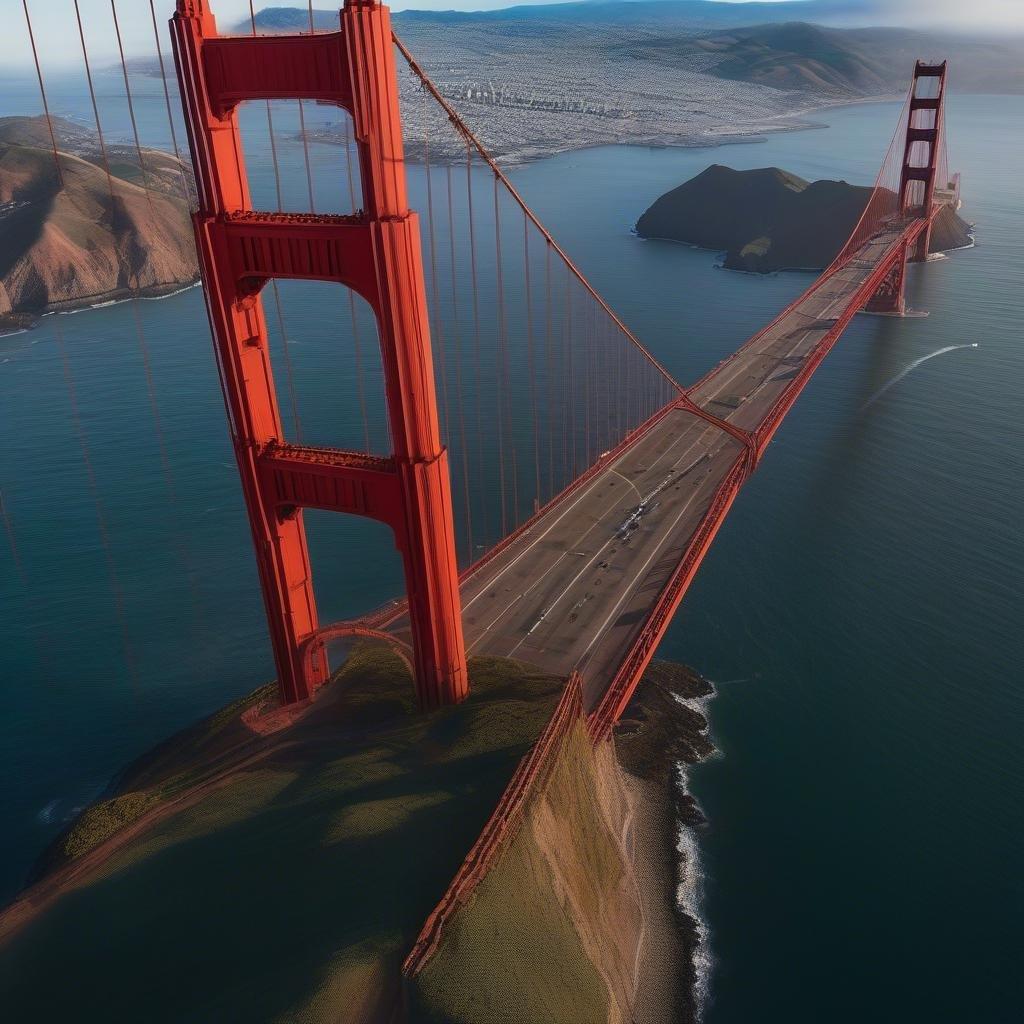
[402,670,585,977]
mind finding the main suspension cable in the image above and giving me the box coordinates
[393,32,682,395]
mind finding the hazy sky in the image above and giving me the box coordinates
[5,0,1023,70]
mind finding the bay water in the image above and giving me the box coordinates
[1,74,1020,1020]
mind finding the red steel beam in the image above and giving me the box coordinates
[172,0,468,708]
[900,60,947,261]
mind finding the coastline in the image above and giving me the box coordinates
[0,278,202,335]
[3,653,719,1024]
[308,92,906,170]
[615,660,718,1024]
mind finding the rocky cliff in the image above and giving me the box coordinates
[0,116,198,330]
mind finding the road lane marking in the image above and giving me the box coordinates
[505,434,726,660]
[464,419,710,627]
[609,468,642,500]
[574,464,723,671]
[469,426,714,655]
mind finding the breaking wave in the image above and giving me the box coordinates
[672,684,717,1021]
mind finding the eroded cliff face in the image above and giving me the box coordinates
[0,130,197,329]
[408,716,685,1024]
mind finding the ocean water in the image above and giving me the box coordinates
[1,72,1021,1021]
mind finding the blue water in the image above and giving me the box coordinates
[1,71,1021,1021]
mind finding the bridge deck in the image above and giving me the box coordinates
[453,221,918,706]
[690,218,914,432]
[391,219,920,712]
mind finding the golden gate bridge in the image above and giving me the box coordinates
[8,0,957,744]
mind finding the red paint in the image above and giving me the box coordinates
[901,60,948,262]
[172,0,467,708]
[866,240,909,315]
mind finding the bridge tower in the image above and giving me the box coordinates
[171,0,468,708]
[901,60,947,262]
[867,59,947,314]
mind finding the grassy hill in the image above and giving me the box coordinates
[0,646,564,1022]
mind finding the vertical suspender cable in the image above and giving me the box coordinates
[61,3,140,686]
[99,3,206,618]
[545,242,555,502]
[297,107,316,209]
[492,176,508,536]
[593,300,601,458]
[560,262,569,485]
[0,491,26,588]
[0,487,55,679]
[342,118,372,452]
[73,2,116,197]
[624,326,632,434]
[110,2,154,205]
[21,1,63,188]
[148,0,190,204]
[615,317,624,442]
[248,4,303,441]
[423,135,450,445]
[394,36,682,401]
[57,312,137,685]
[583,285,592,468]
[270,278,303,442]
[296,1,317,211]
[446,166,473,563]
[566,266,575,478]
[494,178,519,528]
[523,212,540,509]
[465,145,487,545]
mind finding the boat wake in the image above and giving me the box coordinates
[863,343,978,409]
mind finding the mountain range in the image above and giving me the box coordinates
[243,5,1024,96]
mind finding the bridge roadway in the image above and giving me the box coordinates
[388,218,918,711]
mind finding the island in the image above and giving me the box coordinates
[0,116,198,332]
[635,163,973,273]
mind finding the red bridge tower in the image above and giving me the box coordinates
[901,60,947,261]
[867,59,947,315]
[171,0,468,708]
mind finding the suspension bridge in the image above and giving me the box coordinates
[8,1,958,743]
